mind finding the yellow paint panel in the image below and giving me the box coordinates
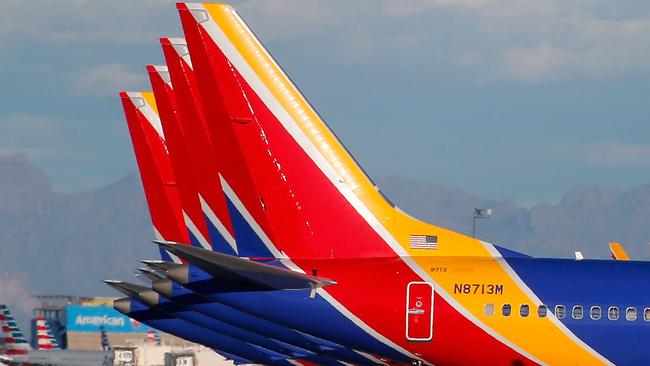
[416,256,607,364]
[609,242,631,260]
[141,91,158,115]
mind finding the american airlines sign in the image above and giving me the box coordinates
[66,305,152,333]
[74,314,125,327]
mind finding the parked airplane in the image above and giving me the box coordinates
[1,305,30,365]
[119,81,369,365]
[34,317,59,351]
[1,305,111,366]
[109,2,650,365]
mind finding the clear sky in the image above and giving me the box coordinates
[1,0,649,204]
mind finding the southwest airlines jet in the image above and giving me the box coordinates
[110,3,650,365]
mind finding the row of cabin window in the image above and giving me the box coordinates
[484,304,650,321]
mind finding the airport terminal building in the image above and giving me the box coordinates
[29,295,228,366]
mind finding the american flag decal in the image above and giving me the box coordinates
[409,235,438,249]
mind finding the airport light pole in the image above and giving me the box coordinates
[472,208,492,238]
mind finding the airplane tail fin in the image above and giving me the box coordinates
[609,242,631,261]
[147,65,215,252]
[176,3,491,261]
[0,304,31,357]
[46,322,60,350]
[120,91,189,263]
[34,317,58,350]
[160,36,274,259]
[158,38,239,256]
[150,44,237,254]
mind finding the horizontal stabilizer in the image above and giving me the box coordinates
[141,260,184,272]
[155,241,336,290]
[103,280,161,306]
[138,267,166,281]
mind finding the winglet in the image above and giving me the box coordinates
[609,242,631,261]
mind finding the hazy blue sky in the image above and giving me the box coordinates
[1,0,649,204]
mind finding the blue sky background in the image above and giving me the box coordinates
[1,0,650,204]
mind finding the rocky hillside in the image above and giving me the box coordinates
[379,177,650,259]
[0,155,157,310]
[3,154,650,328]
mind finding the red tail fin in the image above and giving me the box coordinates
[177,3,493,263]
[147,65,213,251]
[160,38,238,256]
[177,10,285,258]
[178,3,393,259]
[120,91,189,261]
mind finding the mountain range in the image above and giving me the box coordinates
[2,153,650,327]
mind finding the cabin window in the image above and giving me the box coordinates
[626,307,637,321]
[590,306,601,320]
[502,304,511,317]
[608,306,619,320]
[484,303,494,316]
[537,305,548,318]
[555,305,566,319]
[572,305,583,320]
[644,308,650,321]
[520,304,530,317]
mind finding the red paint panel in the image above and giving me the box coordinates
[183,17,392,259]
[307,258,538,365]
[178,10,279,251]
[119,93,188,244]
[406,282,433,341]
[160,39,236,245]
[148,67,212,246]
[227,65,537,363]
